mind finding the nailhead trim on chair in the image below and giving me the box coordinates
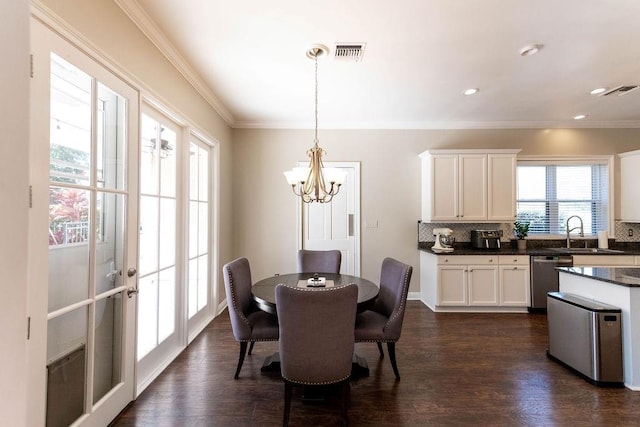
[282,373,351,386]
[383,266,412,332]
[224,267,252,329]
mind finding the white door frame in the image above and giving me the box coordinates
[296,161,361,276]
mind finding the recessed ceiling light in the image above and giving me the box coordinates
[520,44,543,57]
[574,114,587,120]
[463,88,479,95]
[590,87,607,95]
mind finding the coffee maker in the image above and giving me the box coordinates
[432,228,455,253]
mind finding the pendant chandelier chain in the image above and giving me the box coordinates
[313,51,319,146]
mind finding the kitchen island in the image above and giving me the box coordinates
[558,267,640,390]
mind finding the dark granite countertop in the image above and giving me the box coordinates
[417,241,640,256]
[558,267,640,288]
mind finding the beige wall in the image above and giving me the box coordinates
[232,128,640,291]
[1,1,29,424]
[39,0,234,302]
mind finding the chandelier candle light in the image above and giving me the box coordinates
[284,44,346,203]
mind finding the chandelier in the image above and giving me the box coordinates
[284,45,346,203]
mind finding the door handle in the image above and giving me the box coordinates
[127,288,138,298]
[127,267,137,277]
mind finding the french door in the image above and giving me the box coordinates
[187,134,213,339]
[136,107,183,391]
[30,18,139,426]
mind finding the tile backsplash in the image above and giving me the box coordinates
[418,221,514,243]
[418,220,640,243]
[615,221,640,242]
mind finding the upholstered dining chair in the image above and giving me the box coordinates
[222,257,279,379]
[276,283,358,426]
[297,249,342,274]
[354,257,413,380]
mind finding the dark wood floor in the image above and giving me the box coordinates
[111,301,640,426]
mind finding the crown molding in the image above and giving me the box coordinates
[233,119,640,130]
[114,0,234,126]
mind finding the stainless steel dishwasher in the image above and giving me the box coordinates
[529,255,573,312]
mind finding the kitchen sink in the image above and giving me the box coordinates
[547,247,625,254]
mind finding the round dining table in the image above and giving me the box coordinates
[252,273,379,315]
[251,272,379,378]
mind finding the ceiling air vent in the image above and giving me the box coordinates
[334,43,366,62]
[601,85,639,97]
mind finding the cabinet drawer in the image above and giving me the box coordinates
[498,255,529,265]
[438,255,497,265]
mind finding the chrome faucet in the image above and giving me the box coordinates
[566,215,585,249]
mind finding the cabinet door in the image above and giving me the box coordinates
[438,265,467,305]
[468,266,498,305]
[431,155,459,220]
[488,154,516,221]
[620,152,640,222]
[458,154,487,220]
[500,266,530,306]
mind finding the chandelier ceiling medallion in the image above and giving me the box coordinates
[284,44,346,203]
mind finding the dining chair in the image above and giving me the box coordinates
[354,257,413,380]
[222,257,279,379]
[276,283,358,426]
[297,249,342,274]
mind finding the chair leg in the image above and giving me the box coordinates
[248,341,255,355]
[387,342,400,380]
[234,342,248,379]
[376,342,384,359]
[283,380,292,427]
[340,380,350,426]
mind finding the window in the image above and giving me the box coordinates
[516,159,610,236]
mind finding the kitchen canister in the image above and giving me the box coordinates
[598,230,608,248]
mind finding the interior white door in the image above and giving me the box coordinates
[300,162,360,275]
[30,18,138,426]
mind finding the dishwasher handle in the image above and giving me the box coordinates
[531,256,573,267]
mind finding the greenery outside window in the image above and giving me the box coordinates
[516,158,611,236]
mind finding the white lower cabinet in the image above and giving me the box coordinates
[438,265,468,305]
[436,255,499,307]
[468,266,499,305]
[498,255,530,306]
[421,252,530,311]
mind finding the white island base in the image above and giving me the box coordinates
[558,267,640,390]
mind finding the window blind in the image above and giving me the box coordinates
[516,162,609,235]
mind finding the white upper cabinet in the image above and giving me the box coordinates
[421,149,520,222]
[619,150,640,222]
[459,154,487,221]
[488,154,517,220]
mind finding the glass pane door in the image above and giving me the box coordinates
[43,45,137,426]
[136,108,182,388]
[187,136,211,337]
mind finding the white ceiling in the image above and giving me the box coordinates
[117,0,640,129]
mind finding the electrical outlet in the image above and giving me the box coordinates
[629,229,634,237]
